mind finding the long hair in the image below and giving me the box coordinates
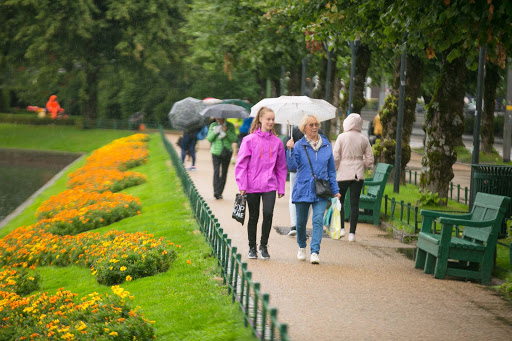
[250,107,275,134]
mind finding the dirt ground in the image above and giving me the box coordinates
[166,134,512,341]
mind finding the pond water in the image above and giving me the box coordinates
[0,148,80,223]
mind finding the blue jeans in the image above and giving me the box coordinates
[296,199,328,255]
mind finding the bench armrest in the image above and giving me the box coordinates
[420,209,471,220]
[438,217,497,227]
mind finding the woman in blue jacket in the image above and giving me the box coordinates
[286,115,340,264]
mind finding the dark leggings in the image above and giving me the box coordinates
[181,133,197,166]
[338,180,364,234]
[246,191,276,248]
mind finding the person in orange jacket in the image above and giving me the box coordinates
[46,95,63,119]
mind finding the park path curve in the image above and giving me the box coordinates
[165,133,512,341]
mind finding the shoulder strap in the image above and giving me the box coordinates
[303,145,316,178]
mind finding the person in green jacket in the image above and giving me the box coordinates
[207,118,238,199]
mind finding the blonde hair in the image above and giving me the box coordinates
[250,107,275,134]
[298,114,320,133]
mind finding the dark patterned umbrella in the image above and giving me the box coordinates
[221,99,252,111]
[199,103,250,119]
[168,97,207,132]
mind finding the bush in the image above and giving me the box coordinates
[464,113,504,138]
[0,265,40,296]
[0,113,81,126]
[0,287,156,340]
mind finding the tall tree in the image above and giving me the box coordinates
[2,0,187,122]
[383,0,512,203]
[376,53,424,183]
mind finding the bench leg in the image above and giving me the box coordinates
[372,209,380,226]
[480,254,495,285]
[434,257,448,279]
[415,248,426,269]
[424,253,436,274]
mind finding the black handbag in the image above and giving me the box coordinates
[303,145,333,198]
[232,193,247,225]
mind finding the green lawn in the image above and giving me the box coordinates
[413,146,512,165]
[0,123,133,152]
[0,128,254,340]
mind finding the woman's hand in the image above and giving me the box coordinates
[278,193,284,198]
[240,190,246,195]
[286,139,294,149]
[334,193,341,200]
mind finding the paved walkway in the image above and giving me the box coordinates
[166,134,512,341]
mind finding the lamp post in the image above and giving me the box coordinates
[393,43,407,193]
[469,44,486,208]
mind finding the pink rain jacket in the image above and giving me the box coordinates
[235,128,287,195]
[333,114,374,181]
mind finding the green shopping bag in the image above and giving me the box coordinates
[328,197,342,239]
[323,198,335,227]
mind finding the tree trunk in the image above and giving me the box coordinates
[287,62,302,96]
[313,50,339,138]
[341,43,371,116]
[82,67,98,128]
[375,54,424,183]
[420,53,466,204]
[481,62,500,153]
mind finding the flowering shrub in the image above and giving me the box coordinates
[0,134,175,337]
[0,226,177,285]
[67,133,149,193]
[0,286,155,340]
[36,190,142,235]
[0,264,40,296]
[67,169,147,193]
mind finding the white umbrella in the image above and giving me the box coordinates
[250,96,336,125]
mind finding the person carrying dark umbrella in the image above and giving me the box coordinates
[207,118,237,199]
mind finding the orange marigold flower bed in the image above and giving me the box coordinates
[0,287,155,339]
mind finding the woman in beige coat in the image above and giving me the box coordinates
[333,113,374,241]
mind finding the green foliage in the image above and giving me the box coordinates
[417,190,441,206]
[0,113,81,126]
[0,266,41,296]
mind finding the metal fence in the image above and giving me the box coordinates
[405,168,470,204]
[159,127,289,341]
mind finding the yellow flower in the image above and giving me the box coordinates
[120,266,127,271]
[126,275,132,281]
[109,331,118,337]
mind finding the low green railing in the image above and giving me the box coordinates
[405,168,469,204]
[160,127,289,341]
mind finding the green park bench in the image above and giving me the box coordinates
[344,163,393,226]
[415,192,511,284]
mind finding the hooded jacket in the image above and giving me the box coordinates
[45,95,61,117]
[287,134,339,203]
[333,113,374,181]
[235,128,287,195]
[206,121,237,156]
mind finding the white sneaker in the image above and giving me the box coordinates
[288,227,297,237]
[348,233,356,242]
[340,228,346,237]
[310,253,320,264]
[297,248,306,261]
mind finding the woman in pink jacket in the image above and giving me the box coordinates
[235,107,287,260]
[333,113,374,242]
